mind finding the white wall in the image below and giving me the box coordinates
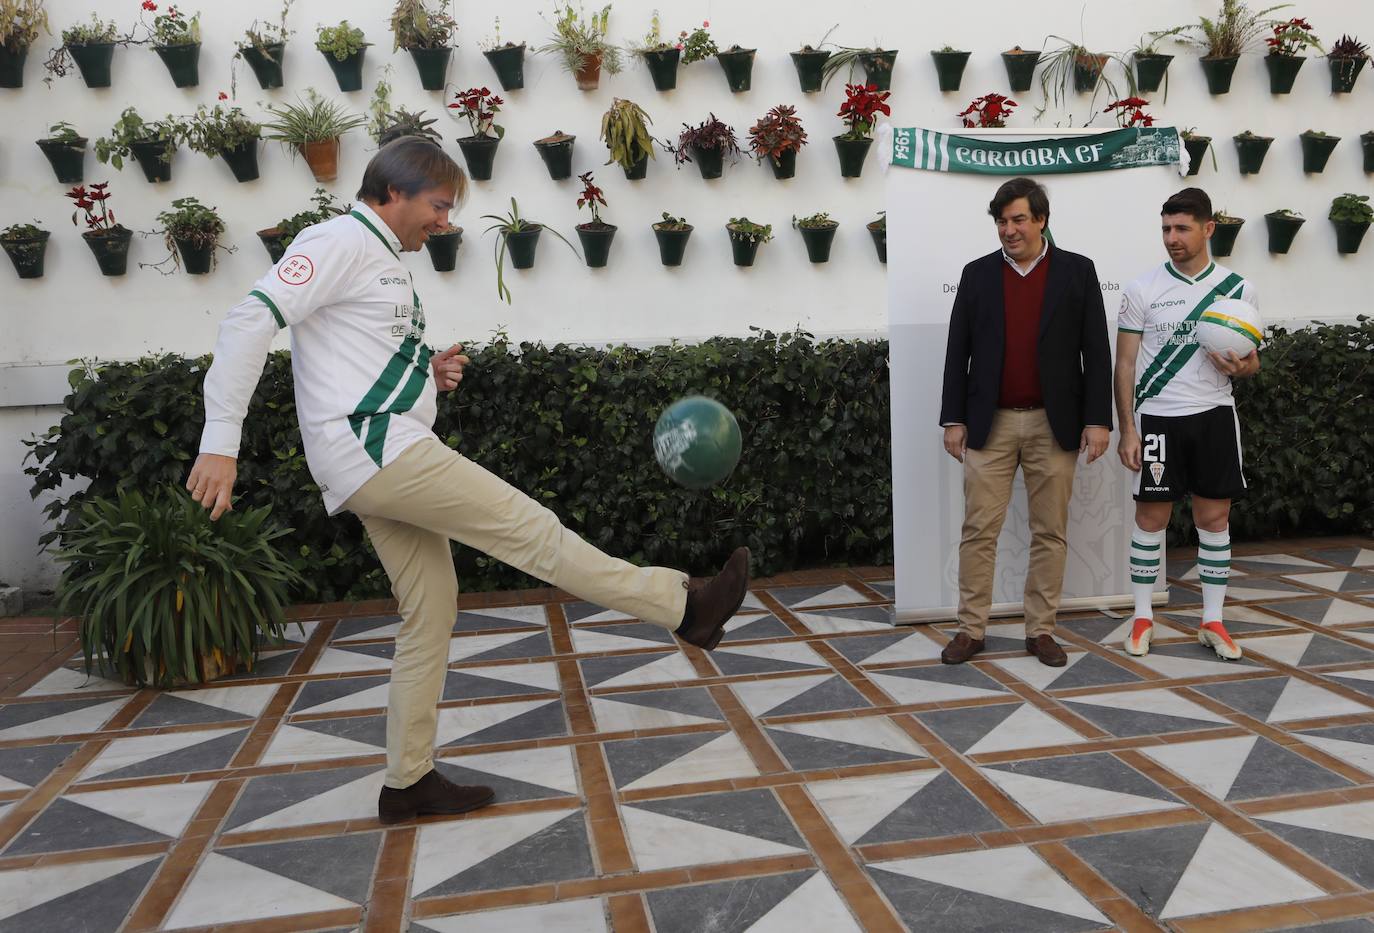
[3,0,1372,591]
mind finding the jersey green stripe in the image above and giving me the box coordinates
[1135,272,1244,406]
[349,337,420,438]
[350,210,399,259]
[250,289,286,328]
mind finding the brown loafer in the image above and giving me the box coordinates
[941,632,985,665]
[676,547,751,651]
[378,768,495,824]
[1026,634,1068,667]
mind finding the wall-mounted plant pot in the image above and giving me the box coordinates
[727,230,763,266]
[174,236,215,274]
[1073,54,1106,92]
[424,227,462,270]
[1329,55,1367,93]
[456,135,500,181]
[931,49,970,92]
[1,231,49,278]
[1002,48,1041,92]
[1234,135,1273,175]
[533,133,575,180]
[1134,53,1173,93]
[642,47,679,90]
[1333,220,1370,255]
[716,47,756,92]
[790,48,830,93]
[408,46,451,90]
[833,135,873,178]
[36,136,88,183]
[867,221,887,263]
[83,227,133,275]
[504,226,542,268]
[574,51,601,90]
[1300,133,1340,173]
[1183,135,1211,176]
[858,49,898,91]
[653,224,692,265]
[622,153,649,180]
[1264,212,1304,253]
[1264,52,1304,94]
[300,138,340,182]
[240,42,285,89]
[323,47,366,92]
[797,222,838,263]
[1200,55,1239,94]
[689,144,725,179]
[69,42,115,87]
[130,139,175,182]
[153,42,200,87]
[1210,219,1243,257]
[219,139,260,182]
[0,42,28,88]
[575,222,616,267]
[483,42,525,90]
[257,228,288,263]
[1362,132,1374,173]
[768,148,797,179]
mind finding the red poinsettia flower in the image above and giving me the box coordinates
[218,91,228,100]
[141,0,156,9]
[958,92,1017,128]
[838,83,892,138]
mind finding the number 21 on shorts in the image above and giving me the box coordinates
[1143,434,1166,462]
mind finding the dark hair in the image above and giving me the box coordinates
[1161,187,1213,222]
[988,177,1050,223]
[357,136,467,205]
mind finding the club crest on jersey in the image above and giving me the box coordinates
[278,255,315,285]
[1150,461,1165,485]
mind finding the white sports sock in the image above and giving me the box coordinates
[1130,524,1166,620]
[1197,526,1231,623]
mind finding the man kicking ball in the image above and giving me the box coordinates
[1114,187,1260,660]
[186,137,750,823]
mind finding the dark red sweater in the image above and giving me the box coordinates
[998,251,1050,409]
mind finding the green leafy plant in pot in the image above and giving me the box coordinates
[1234,129,1274,175]
[867,210,886,263]
[42,13,121,87]
[56,487,303,688]
[533,129,575,180]
[186,100,263,182]
[234,0,294,91]
[94,106,186,183]
[1329,193,1373,255]
[1264,208,1304,253]
[668,113,740,180]
[1034,35,1129,118]
[627,9,681,91]
[1263,17,1319,93]
[1326,33,1369,93]
[652,211,692,266]
[480,17,525,90]
[390,0,456,90]
[1181,127,1216,176]
[36,120,87,183]
[316,20,368,91]
[257,186,349,262]
[1,221,50,278]
[67,181,133,275]
[137,1,202,88]
[263,89,366,183]
[834,82,890,178]
[1175,0,1290,95]
[930,44,970,92]
[449,85,504,181]
[1128,29,1182,96]
[1299,129,1340,173]
[145,196,228,274]
[793,211,839,263]
[726,217,772,267]
[367,69,442,147]
[574,171,616,267]
[0,0,49,88]
[537,3,621,91]
[600,97,656,180]
[481,197,578,303]
[1210,208,1244,257]
[748,104,807,180]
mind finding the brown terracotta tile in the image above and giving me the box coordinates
[1033,842,1131,904]
[706,685,788,774]
[857,835,985,863]
[409,883,564,918]
[1298,892,1374,921]
[606,893,651,933]
[1091,899,1170,933]
[203,908,364,933]
[1240,831,1360,894]
[1084,808,1208,836]
[1169,902,1330,933]
[684,854,816,883]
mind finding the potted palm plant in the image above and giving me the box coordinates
[1234,129,1274,174]
[652,211,692,266]
[150,196,227,274]
[1,0,47,88]
[1265,208,1304,253]
[263,89,366,183]
[139,1,201,88]
[1034,35,1128,115]
[930,45,971,91]
[1264,17,1319,93]
[538,3,621,91]
[670,113,740,180]
[186,100,263,182]
[1210,209,1244,256]
[257,187,349,262]
[1329,193,1372,255]
[627,10,681,91]
[235,0,293,90]
[834,82,890,178]
[390,0,455,90]
[574,172,616,267]
[36,120,87,183]
[95,106,186,183]
[793,211,839,263]
[600,97,656,180]
[533,130,575,180]
[480,197,578,303]
[43,13,120,87]
[748,105,807,180]
[716,41,756,92]
[726,217,772,267]
[1327,33,1369,93]
[1300,130,1340,173]
[316,20,368,92]
[867,211,886,263]
[480,18,525,90]
[1178,0,1285,95]
[1,221,50,278]
[67,181,132,275]
[1002,45,1042,92]
[449,86,504,181]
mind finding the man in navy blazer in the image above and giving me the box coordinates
[938,177,1113,667]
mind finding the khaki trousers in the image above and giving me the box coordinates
[957,409,1079,639]
[343,437,689,788]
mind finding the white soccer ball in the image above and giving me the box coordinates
[1196,298,1263,358]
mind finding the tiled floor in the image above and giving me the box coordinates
[2,539,1374,931]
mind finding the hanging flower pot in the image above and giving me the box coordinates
[83,227,134,276]
[768,148,797,180]
[129,140,175,183]
[1264,211,1305,253]
[1329,55,1367,93]
[931,49,971,92]
[504,226,542,268]
[858,49,898,91]
[1002,47,1041,92]
[1183,135,1211,176]
[0,43,28,88]
[69,43,116,87]
[1234,133,1274,175]
[300,138,340,182]
[575,222,616,267]
[533,132,575,180]
[1362,132,1374,173]
[36,136,88,183]
[257,228,288,263]
[1332,219,1370,255]
[1210,217,1243,257]
[1073,53,1107,92]
[642,47,679,90]
[240,42,285,89]
[424,226,462,271]
[796,221,838,263]
[653,221,692,266]
[1133,53,1173,93]
[153,43,200,87]
[173,236,216,274]
[483,42,526,90]
[623,152,649,180]
[2,230,50,279]
[456,135,500,181]
[1300,132,1340,173]
[323,47,366,92]
[727,228,765,266]
[867,218,887,263]
[790,47,831,93]
[219,139,260,182]
[716,46,756,92]
[833,135,873,178]
[689,144,725,179]
[1199,55,1240,94]
[1264,53,1305,94]
[574,51,602,90]
[409,46,452,90]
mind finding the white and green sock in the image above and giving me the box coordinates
[1130,524,1166,619]
[1197,526,1231,622]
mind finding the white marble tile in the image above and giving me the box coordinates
[868,671,1005,705]
[591,653,699,689]
[0,697,128,741]
[749,872,862,933]
[434,699,562,745]
[808,771,943,843]
[447,745,580,796]
[82,726,245,779]
[235,770,383,833]
[591,697,719,733]
[965,704,1090,756]
[164,852,356,927]
[622,732,759,791]
[1266,677,1371,722]
[20,666,134,697]
[1258,800,1374,842]
[1140,736,1257,799]
[978,767,1181,824]
[1160,823,1324,918]
[858,632,946,665]
[793,611,892,635]
[1065,688,1230,725]
[621,805,804,872]
[256,724,382,767]
[730,674,832,716]
[0,855,159,920]
[66,779,214,836]
[412,808,579,896]
[166,683,278,718]
[769,715,928,758]
[308,647,393,675]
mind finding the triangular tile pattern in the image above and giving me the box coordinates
[1323,666,1374,701]
[1144,734,1352,802]
[452,606,549,633]
[1196,675,1372,723]
[979,752,1181,824]
[809,770,1002,844]
[730,673,871,718]
[622,789,806,872]
[1309,548,1374,569]
[866,663,1011,705]
[0,696,129,741]
[448,631,554,664]
[604,731,759,791]
[0,743,80,791]
[6,780,214,855]
[765,716,930,771]
[416,898,608,933]
[1256,800,1374,888]
[580,651,700,689]
[645,870,862,933]
[1060,688,1230,738]
[331,614,403,642]
[132,683,277,728]
[1231,553,1329,573]
[18,666,134,698]
[1293,724,1374,776]
[916,702,1090,756]
[1284,571,1374,595]
[825,630,945,665]
[1223,578,1313,602]
[1244,632,1374,668]
[1162,605,1297,634]
[710,642,829,677]
[1270,597,1374,628]
[412,809,594,897]
[79,727,249,782]
[1120,640,1263,680]
[717,612,795,644]
[570,621,677,654]
[766,584,872,610]
[591,686,725,733]
[989,652,1141,692]
[792,606,894,635]
[563,601,637,625]
[0,855,161,933]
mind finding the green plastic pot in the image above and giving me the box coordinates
[2,231,49,278]
[36,137,87,183]
[0,42,28,87]
[1329,55,1367,93]
[219,139,261,182]
[790,48,830,93]
[716,47,756,92]
[575,223,616,267]
[323,47,366,92]
[69,42,115,87]
[504,226,542,268]
[1200,55,1239,94]
[653,225,692,265]
[153,42,200,87]
[1002,49,1041,92]
[1333,220,1370,255]
[1134,53,1173,93]
[533,134,575,180]
[408,46,451,90]
[1264,53,1304,94]
[833,135,873,178]
[130,139,175,183]
[858,49,898,91]
[240,42,284,89]
[424,228,462,271]
[1210,219,1243,257]
[83,227,133,275]
[1264,213,1304,254]
[1300,133,1340,174]
[867,221,887,263]
[797,223,838,263]
[1234,135,1273,175]
[931,49,970,92]
[483,43,525,90]
[641,47,679,91]
[456,135,499,181]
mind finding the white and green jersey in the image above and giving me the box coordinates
[200,202,437,515]
[1118,260,1258,417]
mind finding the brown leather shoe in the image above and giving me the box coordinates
[378,768,495,824]
[941,632,985,664]
[675,547,751,651]
[1026,634,1068,667]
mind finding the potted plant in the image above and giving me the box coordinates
[1300,129,1340,173]
[573,171,615,267]
[257,187,348,262]
[867,210,886,263]
[1181,127,1215,176]
[1177,0,1285,95]
[790,26,839,92]
[857,47,899,91]
[958,92,1018,128]
[1234,129,1274,175]
[1265,208,1304,253]
[149,196,226,274]
[480,197,578,303]
[1363,131,1374,173]
[67,181,132,275]
[538,3,621,91]
[449,86,504,181]
[1103,96,1155,129]
[600,97,656,180]
[793,211,839,263]
[57,488,302,688]
[235,0,293,90]
[1327,33,1369,93]
[366,69,442,146]
[1329,193,1372,255]
[43,13,121,87]
[834,82,890,178]
[36,120,87,183]
[316,20,368,92]
[652,211,691,266]
[139,1,201,88]
[533,130,575,180]
[726,217,772,267]
[95,106,185,183]
[390,0,455,91]
[480,17,525,91]
[425,223,461,271]
[1002,45,1041,92]
[930,45,970,92]
[748,104,807,179]
[1,221,49,278]
[0,0,47,88]
[1129,30,1182,95]
[186,99,263,182]
[1034,36,1129,116]
[1210,209,1244,256]
[627,10,680,91]
[669,113,740,180]
[1264,17,1319,94]
[263,89,366,182]
[716,40,756,93]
